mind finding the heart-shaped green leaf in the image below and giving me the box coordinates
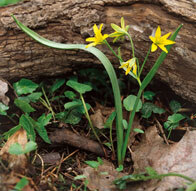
[123,95,142,112]
[66,80,92,94]
[13,78,38,96]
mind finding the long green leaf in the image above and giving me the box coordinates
[12,15,123,164]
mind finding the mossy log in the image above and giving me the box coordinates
[0,0,195,103]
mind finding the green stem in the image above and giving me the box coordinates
[80,93,102,144]
[121,88,143,162]
[138,47,151,78]
[104,40,124,62]
[109,124,115,157]
[126,32,135,58]
[41,87,55,120]
[142,173,195,183]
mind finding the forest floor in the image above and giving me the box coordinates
[0,69,196,191]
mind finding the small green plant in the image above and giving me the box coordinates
[141,91,165,119]
[9,141,37,155]
[85,157,103,171]
[12,177,29,191]
[164,100,185,138]
[114,167,195,190]
[0,0,22,6]
[12,15,182,165]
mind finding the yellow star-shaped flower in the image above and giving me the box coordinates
[109,17,130,42]
[149,26,175,53]
[85,24,109,48]
[119,58,137,76]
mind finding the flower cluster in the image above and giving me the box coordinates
[85,18,175,80]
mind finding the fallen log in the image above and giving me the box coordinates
[0,0,195,103]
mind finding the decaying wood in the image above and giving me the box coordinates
[0,0,195,103]
[49,128,106,156]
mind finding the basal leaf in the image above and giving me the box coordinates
[24,141,37,153]
[169,100,181,113]
[64,100,82,110]
[168,113,185,123]
[64,91,76,100]
[0,102,9,115]
[8,143,23,155]
[13,78,38,96]
[141,102,153,118]
[19,114,36,141]
[66,80,92,94]
[27,92,42,103]
[49,79,66,93]
[14,98,35,113]
[123,95,142,112]
[143,91,155,101]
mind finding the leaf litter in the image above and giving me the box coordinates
[128,126,196,191]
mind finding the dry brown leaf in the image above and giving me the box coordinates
[90,109,105,129]
[83,160,126,191]
[130,126,196,191]
[0,128,28,173]
[0,79,10,105]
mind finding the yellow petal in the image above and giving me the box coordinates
[86,37,96,42]
[160,32,171,40]
[151,43,158,52]
[125,66,131,75]
[99,24,103,33]
[121,17,125,29]
[149,36,156,43]
[93,24,99,34]
[161,39,176,45]
[158,44,168,53]
[132,64,137,75]
[85,42,96,48]
[119,63,128,68]
[155,26,161,39]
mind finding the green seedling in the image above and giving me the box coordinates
[9,141,37,155]
[114,167,195,190]
[164,100,185,138]
[12,177,29,191]
[0,0,22,6]
[85,157,103,171]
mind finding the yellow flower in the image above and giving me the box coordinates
[109,17,129,42]
[119,58,137,76]
[149,26,175,53]
[85,24,109,48]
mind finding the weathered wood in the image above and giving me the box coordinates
[0,0,195,103]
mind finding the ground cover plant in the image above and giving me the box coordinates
[0,13,196,191]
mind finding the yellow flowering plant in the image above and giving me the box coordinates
[12,15,182,165]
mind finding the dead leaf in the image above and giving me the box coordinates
[83,160,126,191]
[0,79,10,105]
[130,126,196,191]
[35,152,61,165]
[0,128,28,173]
[90,109,105,129]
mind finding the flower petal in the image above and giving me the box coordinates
[93,24,99,34]
[158,44,168,53]
[86,37,96,42]
[149,36,156,43]
[155,26,161,39]
[151,43,158,52]
[160,32,171,40]
[125,66,131,75]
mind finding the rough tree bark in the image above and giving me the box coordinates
[0,0,195,103]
